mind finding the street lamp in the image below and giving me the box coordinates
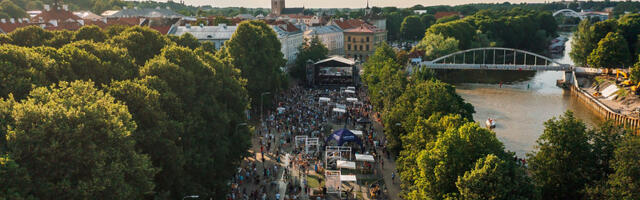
[235,122,248,135]
[260,92,271,123]
[182,195,199,200]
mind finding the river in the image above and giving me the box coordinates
[452,33,602,157]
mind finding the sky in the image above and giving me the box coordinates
[135,0,559,9]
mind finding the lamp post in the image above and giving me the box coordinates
[182,195,199,200]
[235,122,248,135]
[260,92,271,123]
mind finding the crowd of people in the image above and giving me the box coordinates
[225,84,391,200]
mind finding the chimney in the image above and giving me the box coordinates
[340,18,344,22]
[166,6,170,10]
[17,18,22,23]
[63,5,68,11]
[134,7,138,10]
[123,6,127,10]
[49,19,58,27]
[44,4,50,11]
[0,19,5,23]
[9,18,14,23]
[78,19,84,26]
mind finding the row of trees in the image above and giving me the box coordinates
[0,21,286,199]
[571,14,640,68]
[365,39,638,199]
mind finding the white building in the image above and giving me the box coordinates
[271,22,304,66]
[304,25,344,55]
[169,23,237,50]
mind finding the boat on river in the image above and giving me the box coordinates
[485,118,496,129]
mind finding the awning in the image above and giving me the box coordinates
[336,104,346,109]
[346,98,358,102]
[337,160,356,169]
[277,107,285,114]
[347,86,356,91]
[350,130,363,136]
[332,108,346,113]
[319,97,331,102]
[344,89,356,94]
[340,174,357,182]
[355,153,375,162]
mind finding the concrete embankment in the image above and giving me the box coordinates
[569,72,640,131]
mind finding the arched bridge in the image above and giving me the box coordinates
[553,9,586,20]
[416,47,572,71]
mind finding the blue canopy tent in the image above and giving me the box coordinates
[326,128,363,148]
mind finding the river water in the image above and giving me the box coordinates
[452,33,602,157]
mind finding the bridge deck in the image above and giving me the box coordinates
[419,64,572,71]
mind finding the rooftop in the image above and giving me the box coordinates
[102,8,184,18]
[304,25,342,35]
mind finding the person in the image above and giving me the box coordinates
[276,193,280,200]
[391,172,396,183]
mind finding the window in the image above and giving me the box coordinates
[366,45,369,51]
[361,38,364,42]
[348,44,351,50]
[360,45,363,51]
[354,45,358,51]
[366,37,370,42]
[348,36,351,42]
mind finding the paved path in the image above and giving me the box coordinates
[372,116,402,200]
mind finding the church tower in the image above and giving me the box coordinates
[271,0,285,15]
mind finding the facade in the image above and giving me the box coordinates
[169,23,237,49]
[271,22,304,66]
[343,24,386,61]
[304,25,344,55]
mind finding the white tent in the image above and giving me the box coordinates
[340,175,357,182]
[355,153,375,163]
[346,98,358,102]
[347,86,356,91]
[332,108,346,113]
[277,107,286,114]
[350,130,363,136]
[336,104,346,109]
[319,97,331,102]
[337,160,356,169]
[344,89,356,94]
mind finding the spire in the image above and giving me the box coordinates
[366,0,370,9]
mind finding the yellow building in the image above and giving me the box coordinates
[343,24,387,61]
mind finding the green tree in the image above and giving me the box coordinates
[400,15,426,41]
[414,33,460,60]
[407,122,506,199]
[456,154,536,200]
[291,36,328,82]
[60,41,138,85]
[420,14,436,29]
[617,14,640,59]
[630,54,640,83]
[110,26,171,65]
[8,26,54,47]
[436,15,460,24]
[0,154,34,199]
[224,20,286,109]
[74,25,107,42]
[604,135,640,199]
[4,80,157,199]
[0,0,26,18]
[528,111,594,200]
[383,80,474,154]
[587,32,631,68]
[171,33,201,50]
[427,20,475,49]
[0,44,50,99]
[570,19,617,66]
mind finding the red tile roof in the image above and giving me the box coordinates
[32,6,81,22]
[45,21,82,31]
[332,19,367,30]
[150,25,172,34]
[0,21,34,33]
[434,12,462,19]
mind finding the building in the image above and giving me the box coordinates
[304,25,344,55]
[328,18,367,30]
[73,11,103,20]
[414,10,427,15]
[270,21,304,66]
[343,23,386,61]
[308,56,357,86]
[169,23,237,49]
[271,0,304,16]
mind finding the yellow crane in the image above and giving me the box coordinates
[632,82,640,95]
[616,70,633,86]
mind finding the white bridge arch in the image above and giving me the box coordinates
[417,47,572,71]
[553,9,586,20]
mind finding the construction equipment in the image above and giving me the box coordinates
[593,92,602,97]
[631,82,640,95]
[616,70,633,86]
